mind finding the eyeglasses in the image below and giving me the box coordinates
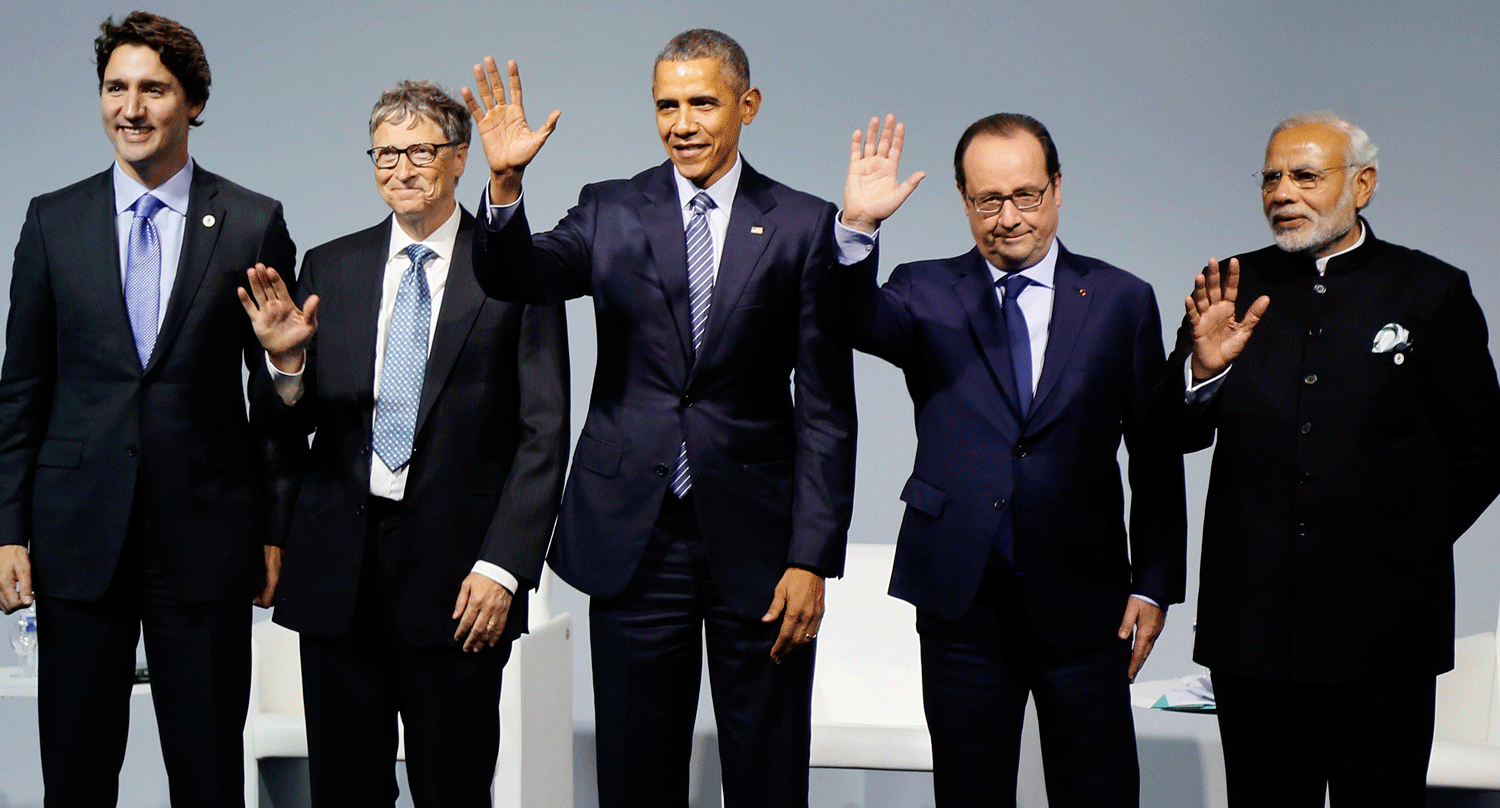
[967,178,1054,215]
[1257,164,1356,192]
[367,141,462,169]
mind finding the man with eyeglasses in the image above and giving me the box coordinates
[1174,112,1500,806]
[239,80,567,807]
[826,113,1185,807]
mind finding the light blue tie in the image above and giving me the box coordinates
[998,272,1033,416]
[372,244,436,472]
[671,191,716,498]
[124,193,165,367]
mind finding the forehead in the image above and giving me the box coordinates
[1265,123,1348,168]
[102,43,176,84]
[962,133,1049,191]
[372,115,446,146]
[653,58,735,99]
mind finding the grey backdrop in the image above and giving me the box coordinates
[2,1,1498,806]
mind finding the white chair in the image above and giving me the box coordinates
[244,570,574,807]
[1428,598,1500,789]
[809,542,932,770]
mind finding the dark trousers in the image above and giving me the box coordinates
[590,492,816,808]
[36,523,250,808]
[1214,670,1436,808]
[917,568,1139,808]
[299,496,510,808]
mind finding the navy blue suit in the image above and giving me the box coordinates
[473,160,856,808]
[824,242,1184,807]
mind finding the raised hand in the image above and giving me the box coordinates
[462,57,560,205]
[1185,257,1269,380]
[842,114,926,234]
[238,263,318,372]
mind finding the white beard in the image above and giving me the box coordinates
[1269,184,1357,255]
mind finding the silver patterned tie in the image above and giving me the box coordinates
[372,244,436,471]
[670,191,716,497]
[124,193,165,367]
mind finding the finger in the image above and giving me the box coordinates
[876,114,896,157]
[486,57,507,104]
[848,128,863,168]
[1117,600,1137,640]
[452,581,471,620]
[1184,294,1201,325]
[480,57,501,106]
[762,586,787,622]
[508,59,524,111]
[1203,258,1222,306]
[898,171,926,198]
[243,266,268,307]
[302,295,321,329]
[1243,294,1271,327]
[890,120,906,161]
[769,620,796,663]
[1223,257,1241,304]
[262,267,285,301]
[1190,273,1210,314]
[537,109,561,138]
[1128,640,1150,682]
[236,286,257,316]
[864,117,879,159]
[462,85,485,120]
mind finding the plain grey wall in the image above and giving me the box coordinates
[2,1,1499,806]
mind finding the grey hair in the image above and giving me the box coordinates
[655,29,750,96]
[369,81,472,145]
[1272,111,1379,171]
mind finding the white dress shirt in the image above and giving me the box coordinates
[269,205,517,593]
[113,159,193,327]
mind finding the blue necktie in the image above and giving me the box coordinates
[670,191,716,498]
[372,244,436,472]
[998,272,1033,416]
[124,193,165,367]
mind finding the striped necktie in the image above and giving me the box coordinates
[670,191,716,497]
[124,193,166,367]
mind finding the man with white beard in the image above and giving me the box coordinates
[1168,112,1500,807]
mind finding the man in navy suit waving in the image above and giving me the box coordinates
[827,114,1185,808]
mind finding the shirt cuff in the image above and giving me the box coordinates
[833,212,877,266]
[471,560,519,595]
[1183,357,1230,404]
[480,185,521,232]
[265,351,306,406]
[1130,594,1162,609]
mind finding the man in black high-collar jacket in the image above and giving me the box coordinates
[1175,112,1500,807]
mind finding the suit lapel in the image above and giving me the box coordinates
[952,250,1025,420]
[1029,246,1091,424]
[639,165,695,369]
[696,165,774,372]
[146,169,223,376]
[414,209,484,438]
[341,221,390,438]
[80,171,142,371]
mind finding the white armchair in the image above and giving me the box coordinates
[808,542,932,771]
[244,570,573,807]
[1428,599,1500,789]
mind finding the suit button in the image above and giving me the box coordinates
[1300,422,1312,434]
[126,446,138,457]
[1313,283,1327,294]
[1296,521,1308,536]
[357,504,365,515]
[655,464,669,477]
[1013,444,1028,457]
[993,498,1007,510]
[1303,374,1318,385]
[682,397,694,408]
[1297,472,1312,484]
[1308,327,1323,338]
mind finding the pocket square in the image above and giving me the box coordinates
[1371,323,1412,354]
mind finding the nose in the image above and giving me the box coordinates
[1265,174,1297,204]
[995,198,1024,229]
[392,151,418,180]
[671,108,697,137]
[123,90,146,120]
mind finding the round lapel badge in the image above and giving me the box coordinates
[1394,353,1405,365]
[202,214,216,228]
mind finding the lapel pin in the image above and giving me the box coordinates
[202,214,216,228]
[750,226,764,235]
[1079,288,1087,296]
[1394,353,1405,365]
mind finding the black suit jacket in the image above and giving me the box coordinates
[1170,221,1500,681]
[0,166,296,602]
[824,243,1185,645]
[472,160,856,619]
[257,209,568,647]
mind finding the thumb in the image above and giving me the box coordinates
[762,587,787,623]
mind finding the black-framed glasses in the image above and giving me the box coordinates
[1257,164,1356,192]
[968,178,1054,215]
[367,141,462,169]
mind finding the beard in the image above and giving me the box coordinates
[1268,186,1357,255]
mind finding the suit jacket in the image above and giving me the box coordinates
[1170,221,1500,681]
[0,166,295,602]
[824,243,1185,646]
[472,160,856,619]
[255,209,568,647]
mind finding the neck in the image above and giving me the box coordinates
[394,200,455,242]
[120,152,188,190]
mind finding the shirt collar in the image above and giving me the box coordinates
[986,237,1059,289]
[673,154,742,214]
[113,158,194,216]
[1314,219,1367,275]
[387,204,462,264]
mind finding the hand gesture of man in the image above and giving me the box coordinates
[463,57,561,206]
[238,263,318,373]
[1185,257,1270,380]
[842,114,926,235]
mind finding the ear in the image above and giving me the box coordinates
[739,87,762,125]
[1051,172,1063,209]
[1351,165,1377,209]
[453,142,470,179]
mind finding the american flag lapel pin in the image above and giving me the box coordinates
[750,226,764,235]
